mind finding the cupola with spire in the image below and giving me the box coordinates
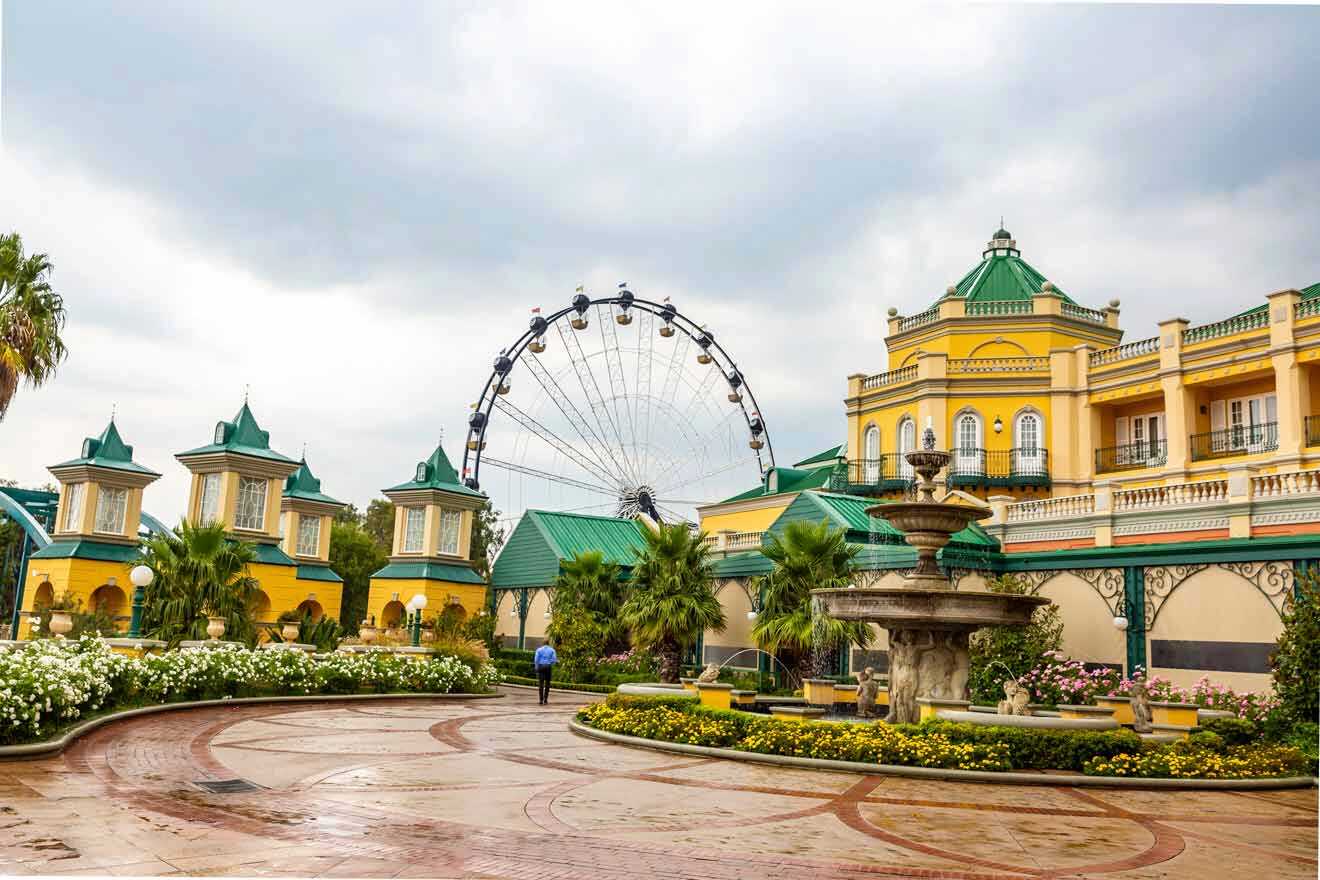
[279,457,346,566]
[45,419,161,545]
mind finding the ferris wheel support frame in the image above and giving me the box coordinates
[461,294,776,497]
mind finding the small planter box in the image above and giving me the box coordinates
[1095,695,1134,725]
[730,689,757,707]
[1057,704,1117,721]
[915,697,971,721]
[804,678,837,706]
[832,684,859,704]
[679,677,699,693]
[1151,701,1199,728]
[769,705,827,722]
[1151,722,1197,740]
[696,682,733,711]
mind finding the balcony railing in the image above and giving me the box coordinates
[1306,415,1320,447]
[946,448,1050,489]
[1061,302,1106,325]
[834,456,914,495]
[898,307,939,332]
[1296,299,1320,321]
[1190,422,1278,461]
[947,357,1048,374]
[1089,336,1158,368]
[860,364,918,390]
[1096,439,1168,473]
[966,300,1031,317]
[1182,310,1268,345]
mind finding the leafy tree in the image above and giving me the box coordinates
[329,520,386,632]
[334,502,363,526]
[470,500,506,578]
[752,519,873,682]
[967,574,1064,704]
[620,524,725,682]
[549,550,630,654]
[363,498,395,552]
[0,233,68,418]
[139,520,261,646]
[1271,571,1320,724]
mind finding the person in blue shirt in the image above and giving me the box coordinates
[533,640,558,705]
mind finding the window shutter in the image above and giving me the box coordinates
[1210,400,1227,432]
[1115,416,1129,446]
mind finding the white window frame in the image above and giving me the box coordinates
[1015,412,1043,473]
[898,418,916,479]
[402,506,425,553]
[1219,393,1277,451]
[198,473,222,524]
[439,508,462,556]
[93,486,128,535]
[955,413,984,474]
[234,476,268,531]
[62,482,85,531]
[863,425,880,483]
[296,513,321,557]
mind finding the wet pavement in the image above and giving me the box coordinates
[0,687,1314,878]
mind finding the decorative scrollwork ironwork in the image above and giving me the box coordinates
[1143,564,1209,628]
[1013,570,1054,595]
[1076,567,1127,618]
[1219,561,1295,619]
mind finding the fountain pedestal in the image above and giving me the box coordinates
[812,445,1049,724]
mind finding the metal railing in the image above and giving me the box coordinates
[835,455,914,494]
[947,357,1048,374]
[1061,302,1106,324]
[1190,422,1278,461]
[946,448,1050,488]
[861,365,917,390]
[1182,310,1268,345]
[897,307,939,332]
[1089,336,1158,368]
[1306,415,1320,446]
[1095,439,1168,473]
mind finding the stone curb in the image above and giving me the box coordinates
[0,691,504,761]
[568,719,1318,791]
[500,682,614,697]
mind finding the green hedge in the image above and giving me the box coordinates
[501,674,616,694]
[910,718,1144,772]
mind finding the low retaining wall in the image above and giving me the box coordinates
[0,692,503,761]
[568,719,1317,791]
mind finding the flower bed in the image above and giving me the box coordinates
[0,636,499,746]
[576,695,1310,779]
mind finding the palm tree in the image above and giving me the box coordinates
[619,523,725,682]
[139,520,262,645]
[752,519,873,682]
[0,233,68,419]
[549,550,630,653]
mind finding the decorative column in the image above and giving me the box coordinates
[1157,317,1191,476]
[515,588,530,650]
[1267,289,1305,464]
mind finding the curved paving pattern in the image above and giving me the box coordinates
[0,688,1314,878]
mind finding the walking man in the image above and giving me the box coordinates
[533,639,558,705]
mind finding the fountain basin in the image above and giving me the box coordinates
[937,710,1120,731]
[868,502,988,537]
[812,588,1050,629]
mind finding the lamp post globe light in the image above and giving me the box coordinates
[129,564,154,638]
[408,594,427,647]
[1112,615,1129,631]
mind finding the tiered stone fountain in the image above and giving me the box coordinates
[813,431,1050,724]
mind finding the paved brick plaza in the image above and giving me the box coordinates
[0,689,1314,879]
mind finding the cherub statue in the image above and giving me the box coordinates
[996,679,1031,716]
[696,662,720,684]
[1130,680,1153,733]
[854,666,881,718]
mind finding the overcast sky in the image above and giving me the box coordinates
[2,2,1318,526]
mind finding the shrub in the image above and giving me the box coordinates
[913,719,1143,772]
[1272,572,1320,725]
[1201,716,1259,746]
[968,575,1064,704]
[1084,743,1309,779]
[1108,670,1278,722]
[1015,654,1121,707]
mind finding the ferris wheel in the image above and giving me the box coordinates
[461,286,775,524]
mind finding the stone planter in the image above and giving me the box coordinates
[769,705,827,722]
[360,625,378,645]
[1095,695,1134,725]
[206,616,227,641]
[281,623,300,641]
[49,612,74,638]
[695,682,733,711]
[915,697,971,721]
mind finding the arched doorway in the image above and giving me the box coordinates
[380,600,405,629]
[295,599,324,622]
[90,583,127,619]
[248,590,272,625]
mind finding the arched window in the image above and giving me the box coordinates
[898,418,916,478]
[1016,412,1044,473]
[955,413,983,475]
[863,425,880,483]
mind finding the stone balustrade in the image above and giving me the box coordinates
[965,300,1032,316]
[703,530,765,552]
[1089,336,1158,368]
[1181,310,1268,345]
[1061,302,1106,325]
[861,364,917,389]
[1250,469,1320,498]
[897,307,939,332]
[1295,298,1320,321]
[1005,493,1095,523]
[947,357,1048,374]
[1113,480,1228,511]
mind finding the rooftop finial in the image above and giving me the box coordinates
[301,441,307,461]
[244,383,250,404]
[110,402,116,422]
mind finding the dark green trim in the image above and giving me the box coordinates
[296,563,343,583]
[29,540,140,562]
[1123,566,1147,676]
[251,543,296,566]
[1000,534,1320,570]
[370,561,485,584]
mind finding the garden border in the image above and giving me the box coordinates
[569,719,1318,791]
[0,692,503,761]
[501,681,617,696]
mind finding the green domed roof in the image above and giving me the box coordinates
[992,227,1012,241]
[939,232,1078,306]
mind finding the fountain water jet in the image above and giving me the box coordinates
[812,430,1049,724]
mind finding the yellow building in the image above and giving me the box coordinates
[364,444,487,629]
[176,403,345,624]
[19,420,161,634]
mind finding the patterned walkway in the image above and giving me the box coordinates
[0,688,1315,878]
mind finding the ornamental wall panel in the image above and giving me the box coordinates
[1034,572,1124,669]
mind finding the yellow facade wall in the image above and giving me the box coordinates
[364,577,487,629]
[699,502,794,535]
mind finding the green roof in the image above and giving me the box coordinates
[50,420,160,476]
[30,539,141,562]
[296,562,344,583]
[768,491,998,550]
[371,561,485,584]
[719,466,838,504]
[793,444,843,468]
[283,458,343,506]
[1230,280,1320,320]
[939,231,1077,307]
[251,543,296,566]
[386,443,482,497]
[177,403,297,464]
[490,510,650,589]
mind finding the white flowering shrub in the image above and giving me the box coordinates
[0,637,499,745]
